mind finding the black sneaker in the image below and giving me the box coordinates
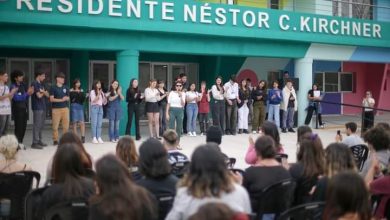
[31,143,43,149]
[281,128,287,133]
[38,141,48,147]
[81,136,85,143]
[243,129,249,134]
[53,141,59,146]
[288,128,296,133]
[136,136,141,141]
[238,129,243,134]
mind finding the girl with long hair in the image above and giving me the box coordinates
[90,80,107,144]
[106,80,124,143]
[238,79,250,134]
[186,83,201,136]
[115,136,142,181]
[158,80,168,136]
[211,76,225,133]
[251,80,267,133]
[166,81,186,137]
[198,81,210,136]
[144,79,161,139]
[70,78,86,143]
[126,78,143,140]
[304,84,325,128]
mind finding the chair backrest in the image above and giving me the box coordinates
[350,145,369,171]
[227,157,237,169]
[25,186,49,220]
[0,171,41,219]
[171,161,190,178]
[275,154,289,164]
[252,179,296,219]
[44,198,89,220]
[386,198,390,220]
[155,193,175,220]
[277,202,325,220]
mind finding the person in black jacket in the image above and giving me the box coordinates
[126,78,143,140]
[69,78,86,143]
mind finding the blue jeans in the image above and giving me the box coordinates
[267,104,280,128]
[282,107,295,129]
[91,105,103,138]
[109,120,119,141]
[186,103,198,133]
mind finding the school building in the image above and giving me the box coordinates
[0,0,389,134]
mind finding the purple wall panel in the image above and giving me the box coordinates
[321,93,341,114]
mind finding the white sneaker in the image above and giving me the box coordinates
[92,137,98,144]
[111,140,116,143]
[98,137,104,144]
[192,132,197,137]
[200,132,204,136]
[188,133,193,137]
[252,131,257,134]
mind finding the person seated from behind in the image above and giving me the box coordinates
[116,136,142,181]
[335,122,364,147]
[0,134,32,173]
[375,122,390,131]
[162,130,189,176]
[37,143,95,219]
[89,154,157,220]
[296,125,312,146]
[136,138,178,220]
[242,135,291,212]
[323,171,372,220]
[188,202,249,220]
[206,126,231,166]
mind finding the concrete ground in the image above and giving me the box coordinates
[12,122,344,185]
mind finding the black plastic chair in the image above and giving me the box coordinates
[251,179,296,220]
[350,144,369,171]
[25,187,49,220]
[275,154,289,164]
[171,161,190,178]
[0,171,40,220]
[44,198,89,220]
[277,201,325,220]
[155,193,175,220]
[227,157,237,169]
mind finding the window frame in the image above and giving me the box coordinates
[314,71,354,93]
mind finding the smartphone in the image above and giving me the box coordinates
[337,130,341,135]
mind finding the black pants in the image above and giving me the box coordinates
[212,100,225,133]
[126,103,141,138]
[13,107,28,143]
[304,106,323,126]
[159,102,167,136]
[225,100,237,134]
[198,113,209,133]
[182,103,187,134]
[362,111,374,133]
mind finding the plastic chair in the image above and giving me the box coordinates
[227,157,237,169]
[171,161,190,178]
[44,198,89,220]
[0,171,40,220]
[25,187,49,220]
[251,179,296,220]
[275,154,289,164]
[350,145,369,171]
[277,201,325,220]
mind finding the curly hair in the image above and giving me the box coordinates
[363,127,390,151]
[0,135,19,160]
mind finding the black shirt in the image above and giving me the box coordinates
[126,88,143,105]
[158,88,167,105]
[251,88,267,104]
[287,93,295,108]
[289,163,319,205]
[69,89,86,105]
[50,85,69,108]
[31,81,47,111]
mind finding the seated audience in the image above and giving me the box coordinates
[89,154,157,220]
[296,125,312,145]
[335,122,365,147]
[242,135,291,210]
[162,129,189,165]
[361,127,390,177]
[46,131,93,183]
[137,138,178,220]
[206,126,230,166]
[375,122,390,131]
[166,144,251,220]
[323,171,372,220]
[37,143,95,219]
[189,202,249,220]
[289,133,325,205]
[312,143,357,201]
[0,134,32,172]
[116,136,142,181]
[245,121,284,165]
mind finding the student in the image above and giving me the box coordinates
[69,78,86,143]
[281,79,297,133]
[267,81,282,128]
[166,144,251,220]
[89,155,157,220]
[180,73,188,134]
[251,80,267,134]
[0,134,32,173]
[10,70,34,149]
[106,80,124,143]
[157,80,168,136]
[126,78,143,140]
[304,84,325,128]
[335,122,364,147]
[186,83,200,136]
[362,91,375,132]
[90,80,107,144]
[198,81,210,136]
[224,74,240,135]
[49,73,70,145]
[116,136,142,181]
[166,81,186,137]
[237,79,250,134]
[211,76,225,134]
[0,71,17,137]
[163,129,189,168]
[246,78,254,125]
[145,79,161,139]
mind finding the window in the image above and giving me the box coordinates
[314,72,324,90]
[324,72,339,92]
[340,72,354,92]
[333,0,373,19]
[267,71,281,89]
[270,0,280,9]
[315,72,354,92]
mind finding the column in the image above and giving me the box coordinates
[295,58,313,126]
[117,50,139,136]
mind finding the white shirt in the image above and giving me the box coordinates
[342,134,365,147]
[165,184,252,220]
[186,91,199,104]
[144,88,159,103]
[362,97,375,111]
[0,85,11,115]
[211,85,224,100]
[168,91,185,108]
[224,81,239,100]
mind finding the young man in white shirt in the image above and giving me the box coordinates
[224,74,240,135]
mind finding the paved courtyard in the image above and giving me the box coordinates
[12,123,344,185]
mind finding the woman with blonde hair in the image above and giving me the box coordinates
[0,134,31,173]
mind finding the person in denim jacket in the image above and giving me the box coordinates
[267,81,283,128]
[106,80,124,143]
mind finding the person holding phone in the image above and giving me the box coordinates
[90,80,107,144]
[362,91,375,132]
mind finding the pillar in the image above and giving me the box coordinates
[117,50,139,136]
[295,58,313,126]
